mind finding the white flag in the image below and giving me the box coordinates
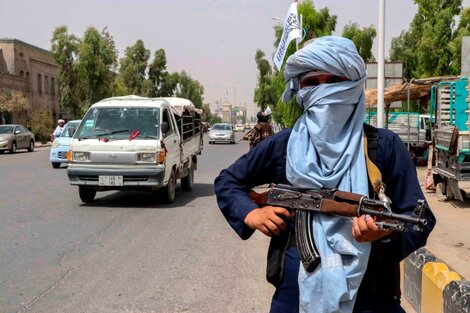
[264,106,272,116]
[273,2,302,71]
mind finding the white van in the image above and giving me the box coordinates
[67,96,203,204]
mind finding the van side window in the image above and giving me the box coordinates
[162,109,174,136]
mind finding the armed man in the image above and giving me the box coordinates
[214,36,436,313]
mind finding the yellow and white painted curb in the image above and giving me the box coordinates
[402,247,470,313]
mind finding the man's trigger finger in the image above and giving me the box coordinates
[274,207,291,217]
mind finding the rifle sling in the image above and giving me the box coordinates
[364,133,383,194]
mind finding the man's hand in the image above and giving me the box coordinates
[352,215,393,242]
[244,206,291,237]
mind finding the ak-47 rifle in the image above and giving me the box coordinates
[250,184,428,272]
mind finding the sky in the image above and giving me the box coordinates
[1,0,469,119]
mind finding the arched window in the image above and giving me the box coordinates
[51,77,55,95]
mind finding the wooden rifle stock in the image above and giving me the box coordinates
[248,184,427,272]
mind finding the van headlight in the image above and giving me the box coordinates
[51,140,61,148]
[73,151,90,162]
[137,152,157,163]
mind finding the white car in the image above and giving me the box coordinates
[208,123,235,144]
[235,124,245,132]
[49,120,81,168]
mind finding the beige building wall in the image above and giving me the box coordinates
[0,38,60,124]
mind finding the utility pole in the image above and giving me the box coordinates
[377,0,385,128]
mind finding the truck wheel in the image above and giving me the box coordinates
[79,186,96,203]
[181,163,194,191]
[160,169,176,204]
[51,162,61,169]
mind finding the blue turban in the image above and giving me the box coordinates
[283,36,371,313]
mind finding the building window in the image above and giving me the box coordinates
[45,76,49,94]
[38,74,42,94]
[51,77,55,95]
[20,70,24,77]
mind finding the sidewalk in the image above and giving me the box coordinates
[35,141,51,148]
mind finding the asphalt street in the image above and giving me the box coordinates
[1,133,468,313]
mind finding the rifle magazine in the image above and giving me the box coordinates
[295,210,321,272]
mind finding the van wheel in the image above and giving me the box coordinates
[28,140,35,152]
[51,162,61,169]
[79,187,96,203]
[160,169,176,203]
[181,163,194,191]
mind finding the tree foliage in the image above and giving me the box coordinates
[28,111,54,143]
[51,26,117,117]
[148,49,173,97]
[390,0,466,78]
[342,23,377,62]
[174,71,205,108]
[118,39,151,96]
[254,0,338,127]
[76,27,118,110]
[0,90,29,113]
[50,26,82,118]
[51,27,208,119]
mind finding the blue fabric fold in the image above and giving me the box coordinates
[284,36,371,313]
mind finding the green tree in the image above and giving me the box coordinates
[28,111,54,143]
[174,71,205,108]
[50,26,82,118]
[118,39,150,95]
[254,0,337,127]
[342,22,376,62]
[253,50,276,112]
[390,0,464,78]
[148,48,173,97]
[0,90,30,124]
[76,27,118,111]
[449,7,470,74]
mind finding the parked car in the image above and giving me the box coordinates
[49,120,81,168]
[244,123,252,130]
[0,124,35,154]
[235,124,245,132]
[208,123,235,144]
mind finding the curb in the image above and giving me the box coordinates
[402,247,470,312]
[36,142,51,148]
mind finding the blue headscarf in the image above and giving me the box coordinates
[283,36,371,313]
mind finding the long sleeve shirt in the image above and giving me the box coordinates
[214,126,436,304]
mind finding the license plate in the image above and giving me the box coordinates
[99,175,123,186]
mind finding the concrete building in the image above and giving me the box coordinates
[0,38,60,124]
[222,103,232,124]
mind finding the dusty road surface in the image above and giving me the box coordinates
[416,167,470,281]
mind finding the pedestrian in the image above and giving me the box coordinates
[214,36,436,313]
[242,109,273,149]
[51,119,65,140]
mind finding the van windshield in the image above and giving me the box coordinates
[75,107,160,140]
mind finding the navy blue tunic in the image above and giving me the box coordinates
[214,127,436,313]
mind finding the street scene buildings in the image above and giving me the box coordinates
[0,38,60,124]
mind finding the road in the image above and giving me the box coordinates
[0,133,274,313]
[2,132,466,313]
